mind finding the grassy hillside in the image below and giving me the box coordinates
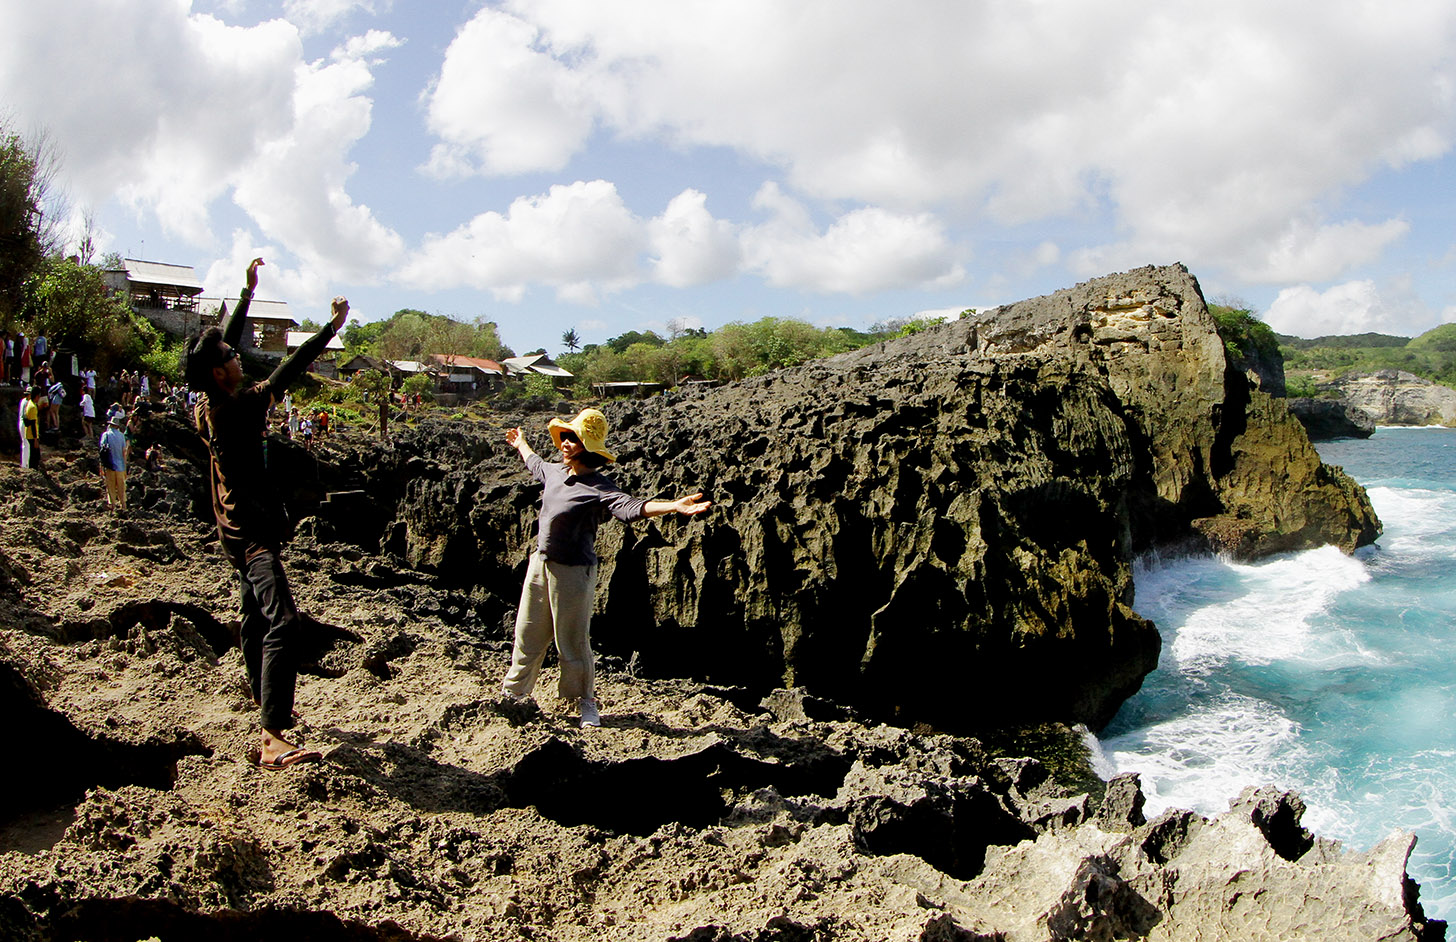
[1279,325,1456,389]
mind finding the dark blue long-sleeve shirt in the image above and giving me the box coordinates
[526,451,646,566]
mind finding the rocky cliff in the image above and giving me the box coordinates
[1326,369,1456,426]
[380,264,1379,734]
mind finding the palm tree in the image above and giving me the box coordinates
[561,327,581,353]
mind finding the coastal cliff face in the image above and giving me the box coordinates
[386,264,1379,734]
[1327,369,1456,426]
[936,264,1377,558]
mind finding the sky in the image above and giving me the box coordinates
[2,0,1454,354]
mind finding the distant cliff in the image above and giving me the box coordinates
[381,264,1380,735]
[1327,369,1456,426]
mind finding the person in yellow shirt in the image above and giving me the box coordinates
[18,385,41,470]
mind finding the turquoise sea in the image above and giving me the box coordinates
[1097,427,1456,920]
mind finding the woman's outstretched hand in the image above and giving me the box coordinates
[671,493,712,516]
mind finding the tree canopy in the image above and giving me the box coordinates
[343,308,515,365]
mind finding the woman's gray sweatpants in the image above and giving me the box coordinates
[502,551,597,701]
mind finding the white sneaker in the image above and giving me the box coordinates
[579,697,601,728]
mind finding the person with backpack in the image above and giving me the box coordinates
[46,378,65,431]
[185,257,347,772]
[99,412,128,512]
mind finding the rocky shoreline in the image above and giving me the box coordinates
[0,265,1441,939]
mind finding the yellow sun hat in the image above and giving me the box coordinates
[548,407,616,462]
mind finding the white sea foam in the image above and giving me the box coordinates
[1102,691,1307,819]
[1134,545,1371,674]
[1107,431,1456,919]
[1368,486,1456,556]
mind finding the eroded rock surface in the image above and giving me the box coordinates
[0,469,1440,940]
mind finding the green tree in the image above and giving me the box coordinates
[562,327,581,353]
[425,316,475,370]
[524,372,556,399]
[606,329,663,353]
[469,318,514,361]
[401,372,434,401]
[1209,302,1279,362]
[352,368,391,398]
[22,256,138,370]
[0,122,62,323]
[374,310,431,361]
[342,317,388,355]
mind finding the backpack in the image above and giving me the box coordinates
[98,437,115,471]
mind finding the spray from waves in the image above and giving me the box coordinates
[1098,690,1311,819]
[1131,545,1373,675]
[1103,430,1456,920]
[1365,485,1456,557]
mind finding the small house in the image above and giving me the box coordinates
[429,354,506,395]
[104,258,206,336]
[285,330,346,377]
[193,296,298,356]
[501,353,573,386]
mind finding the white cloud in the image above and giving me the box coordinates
[741,184,964,294]
[0,0,402,297]
[284,0,384,36]
[647,190,741,288]
[1265,279,1436,338]
[336,29,403,62]
[422,8,594,178]
[422,0,1456,286]
[201,230,336,311]
[395,180,645,303]
[1238,218,1410,283]
[231,40,405,283]
[0,5,301,244]
[394,179,963,302]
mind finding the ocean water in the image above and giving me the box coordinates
[1097,427,1456,920]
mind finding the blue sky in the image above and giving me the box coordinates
[2,0,1454,355]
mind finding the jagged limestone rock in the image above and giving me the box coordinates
[886,785,1438,941]
[380,265,1380,734]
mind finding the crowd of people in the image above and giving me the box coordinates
[8,321,327,490]
[8,326,180,488]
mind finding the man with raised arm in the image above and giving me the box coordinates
[186,258,348,771]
